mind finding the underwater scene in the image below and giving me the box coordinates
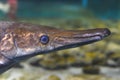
[0,0,120,80]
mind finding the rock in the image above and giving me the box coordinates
[47,75,61,80]
[83,66,100,74]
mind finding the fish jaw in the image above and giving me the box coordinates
[48,28,111,51]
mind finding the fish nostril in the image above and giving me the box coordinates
[103,28,111,37]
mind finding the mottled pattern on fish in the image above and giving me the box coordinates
[0,21,111,74]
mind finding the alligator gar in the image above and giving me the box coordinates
[0,21,111,74]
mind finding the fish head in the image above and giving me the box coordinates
[13,24,111,60]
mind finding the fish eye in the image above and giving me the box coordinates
[40,35,49,44]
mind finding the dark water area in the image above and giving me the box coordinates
[17,0,120,20]
[0,0,119,20]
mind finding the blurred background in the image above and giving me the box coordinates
[0,0,120,80]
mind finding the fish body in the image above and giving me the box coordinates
[0,21,111,74]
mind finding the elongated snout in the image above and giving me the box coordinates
[51,28,111,50]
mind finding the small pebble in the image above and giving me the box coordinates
[47,75,61,80]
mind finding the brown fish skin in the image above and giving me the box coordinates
[0,21,111,74]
